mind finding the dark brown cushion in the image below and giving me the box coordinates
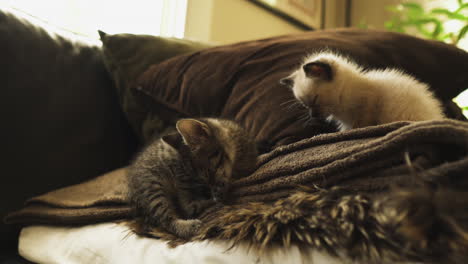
[99,32,212,141]
[134,28,468,148]
[0,10,136,249]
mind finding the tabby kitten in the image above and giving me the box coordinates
[128,118,258,239]
[281,51,445,131]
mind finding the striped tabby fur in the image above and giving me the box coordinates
[128,118,258,239]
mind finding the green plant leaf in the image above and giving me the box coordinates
[431,8,468,21]
[456,3,468,13]
[402,3,425,20]
[358,18,368,29]
[407,18,442,39]
[432,22,443,39]
[384,0,468,45]
[439,32,455,43]
[412,18,440,25]
[385,19,406,33]
[386,5,401,13]
[457,24,468,43]
[401,2,424,12]
[430,8,452,16]
[384,21,394,30]
[449,12,468,21]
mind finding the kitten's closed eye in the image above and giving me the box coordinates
[303,61,333,81]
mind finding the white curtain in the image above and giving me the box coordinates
[1,0,187,38]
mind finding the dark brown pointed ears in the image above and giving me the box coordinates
[303,62,332,81]
[176,119,212,151]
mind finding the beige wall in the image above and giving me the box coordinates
[184,0,215,42]
[185,0,449,44]
[350,0,400,29]
[349,0,425,29]
[184,0,304,44]
[323,0,349,29]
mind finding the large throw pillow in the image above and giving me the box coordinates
[99,31,212,141]
[132,28,468,147]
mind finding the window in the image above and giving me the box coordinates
[2,0,187,39]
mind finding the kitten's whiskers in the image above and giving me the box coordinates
[280,99,303,112]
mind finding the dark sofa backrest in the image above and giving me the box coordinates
[0,9,136,249]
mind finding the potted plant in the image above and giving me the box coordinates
[385,0,468,117]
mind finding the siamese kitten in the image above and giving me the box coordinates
[280,51,445,131]
[128,118,258,239]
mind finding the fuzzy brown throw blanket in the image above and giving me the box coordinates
[5,120,468,263]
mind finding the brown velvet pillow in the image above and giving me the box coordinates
[134,28,468,148]
[99,32,212,140]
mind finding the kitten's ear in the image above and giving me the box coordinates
[279,77,294,88]
[162,133,183,149]
[303,62,332,81]
[176,119,212,150]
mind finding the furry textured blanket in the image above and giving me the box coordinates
[5,120,468,263]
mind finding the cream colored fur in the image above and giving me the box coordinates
[288,52,445,131]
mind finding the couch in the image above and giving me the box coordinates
[2,8,468,264]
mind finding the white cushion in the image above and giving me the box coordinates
[19,223,346,264]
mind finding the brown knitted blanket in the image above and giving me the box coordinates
[5,120,468,263]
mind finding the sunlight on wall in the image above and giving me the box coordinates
[1,0,187,38]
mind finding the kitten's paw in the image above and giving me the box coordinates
[173,219,202,239]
